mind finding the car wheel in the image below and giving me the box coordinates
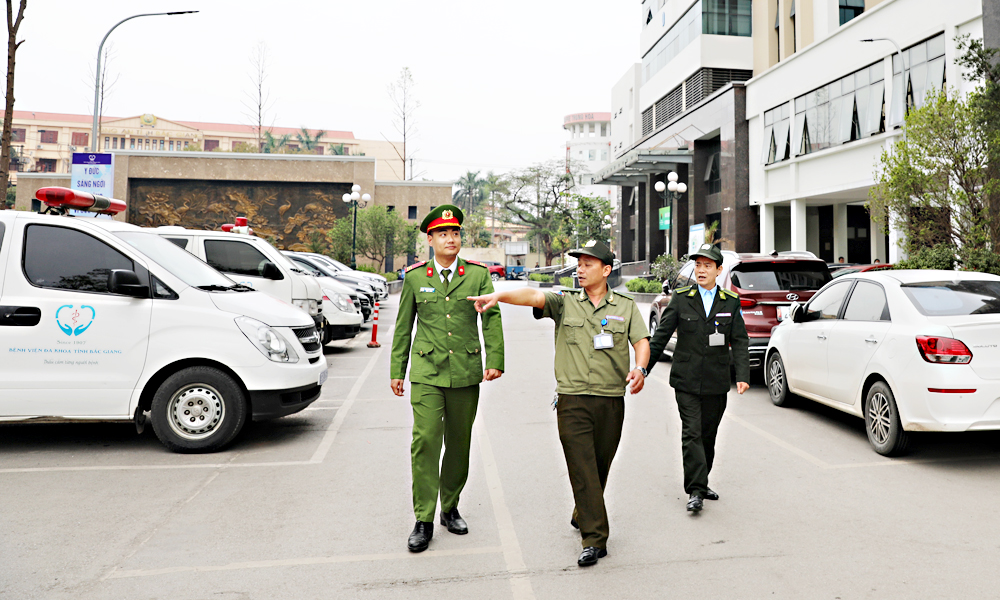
[491,273,500,282]
[865,381,908,456]
[150,366,247,453]
[766,352,794,407]
[648,314,658,338]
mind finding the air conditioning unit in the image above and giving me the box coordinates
[36,145,41,149]
[69,146,76,151]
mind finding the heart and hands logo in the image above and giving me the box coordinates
[56,305,96,337]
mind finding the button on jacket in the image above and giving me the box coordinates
[534,288,649,397]
[647,285,750,394]
[391,258,504,387]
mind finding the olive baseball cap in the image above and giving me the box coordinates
[690,243,724,266]
[568,240,615,266]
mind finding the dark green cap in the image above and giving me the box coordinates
[690,243,724,266]
[420,204,464,233]
[568,240,615,265]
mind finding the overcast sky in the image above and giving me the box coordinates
[15,1,639,182]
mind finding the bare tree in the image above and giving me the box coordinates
[386,67,419,180]
[0,0,25,209]
[242,41,274,151]
[94,43,120,147]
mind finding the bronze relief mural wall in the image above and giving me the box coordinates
[127,179,351,250]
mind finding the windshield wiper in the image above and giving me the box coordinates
[196,284,233,291]
[228,283,254,292]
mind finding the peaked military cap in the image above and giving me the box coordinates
[420,204,464,233]
[568,239,615,265]
[690,243,724,266]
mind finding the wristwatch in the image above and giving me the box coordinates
[636,366,648,377]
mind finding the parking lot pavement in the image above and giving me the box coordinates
[5,282,1000,599]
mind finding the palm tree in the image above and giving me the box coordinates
[482,171,507,245]
[262,131,290,153]
[296,127,326,153]
[328,143,347,155]
[453,171,485,214]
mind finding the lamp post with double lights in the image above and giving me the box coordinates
[654,171,687,255]
[342,184,371,270]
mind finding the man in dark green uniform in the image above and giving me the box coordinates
[647,244,749,513]
[390,205,505,553]
[468,240,650,568]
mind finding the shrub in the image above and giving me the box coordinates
[959,247,1000,275]
[382,272,399,281]
[650,253,683,283]
[355,264,378,273]
[529,273,553,282]
[559,277,574,288]
[895,244,958,271]
[625,278,663,294]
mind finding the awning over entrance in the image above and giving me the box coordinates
[593,149,693,185]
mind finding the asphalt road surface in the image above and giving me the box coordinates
[4,280,1000,599]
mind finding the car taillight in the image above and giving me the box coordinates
[740,298,757,308]
[916,336,973,364]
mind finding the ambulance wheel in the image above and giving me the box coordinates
[150,366,247,453]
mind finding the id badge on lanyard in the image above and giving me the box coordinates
[709,320,725,347]
[594,318,614,350]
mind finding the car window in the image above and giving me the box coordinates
[0,221,5,252]
[116,232,234,289]
[204,239,277,278]
[292,256,329,276]
[165,237,189,249]
[843,281,890,321]
[804,281,852,320]
[674,262,695,288]
[731,262,831,291]
[23,224,133,294]
[901,280,1000,315]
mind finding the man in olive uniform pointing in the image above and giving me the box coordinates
[647,244,749,513]
[390,205,504,553]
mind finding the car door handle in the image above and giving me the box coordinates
[816,334,827,340]
[865,337,878,344]
[0,306,42,326]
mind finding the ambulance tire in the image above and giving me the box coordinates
[150,366,247,453]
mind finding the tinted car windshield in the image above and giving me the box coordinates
[901,280,1000,315]
[294,257,337,277]
[731,262,831,291]
[115,231,235,288]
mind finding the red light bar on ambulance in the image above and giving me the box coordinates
[36,187,126,215]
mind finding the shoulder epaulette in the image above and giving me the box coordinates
[465,260,487,268]
[615,291,635,301]
[675,285,692,294]
[720,289,739,300]
[405,260,428,273]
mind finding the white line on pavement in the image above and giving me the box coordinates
[476,420,536,600]
[104,546,504,579]
[309,344,384,464]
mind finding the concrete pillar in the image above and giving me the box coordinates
[870,218,887,263]
[790,198,808,251]
[833,203,848,263]
[760,203,775,254]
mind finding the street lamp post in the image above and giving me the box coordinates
[342,184,371,270]
[90,11,198,151]
[654,171,687,256]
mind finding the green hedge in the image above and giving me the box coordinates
[559,277,574,288]
[529,273,554,282]
[382,272,399,282]
[625,278,663,294]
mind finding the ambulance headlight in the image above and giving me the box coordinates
[235,316,299,363]
[293,299,319,316]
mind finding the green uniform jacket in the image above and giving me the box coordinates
[390,258,504,387]
[647,285,750,395]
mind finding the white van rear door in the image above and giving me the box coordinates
[0,220,152,418]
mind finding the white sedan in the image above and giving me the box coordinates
[765,270,1000,456]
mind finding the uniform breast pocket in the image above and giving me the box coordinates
[562,317,585,345]
[416,294,438,316]
[714,317,733,334]
[605,320,626,344]
[680,315,699,333]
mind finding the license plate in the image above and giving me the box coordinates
[777,306,791,322]
[318,368,329,386]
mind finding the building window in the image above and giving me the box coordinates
[104,136,109,150]
[589,150,597,161]
[889,33,946,127]
[790,0,796,53]
[408,206,417,219]
[112,137,118,149]
[37,158,56,172]
[39,130,58,144]
[130,138,135,149]
[11,128,25,142]
[794,60,886,156]
[703,0,751,37]
[762,103,790,165]
[71,132,89,147]
[169,141,174,151]
[315,145,324,155]
[203,139,219,152]
[387,206,395,213]
[601,150,608,161]
[839,0,864,26]
[642,0,702,84]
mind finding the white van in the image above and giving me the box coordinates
[154,226,326,335]
[0,190,328,453]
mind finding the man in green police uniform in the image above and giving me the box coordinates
[468,240,649,568]
[647,244,749,513]
[390,205,504,553]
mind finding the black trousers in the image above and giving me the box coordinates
[673,391,728,496]
[557,394,625,550]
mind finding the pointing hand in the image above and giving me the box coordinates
[466,293,498,313]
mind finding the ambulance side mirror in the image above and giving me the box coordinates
[108,269,150,298]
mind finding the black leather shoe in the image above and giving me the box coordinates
[440,507,468,535]
[687,494,704,512]
[704,488,719,501]
[570,517,579,530]
[577,546,608,567]
[407,521,433,552]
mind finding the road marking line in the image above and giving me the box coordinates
[476,420,536,600]
[104,546,504,579]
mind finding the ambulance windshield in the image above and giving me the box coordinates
[115,231,237,289]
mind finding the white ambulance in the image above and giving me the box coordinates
[0,188,328,452]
